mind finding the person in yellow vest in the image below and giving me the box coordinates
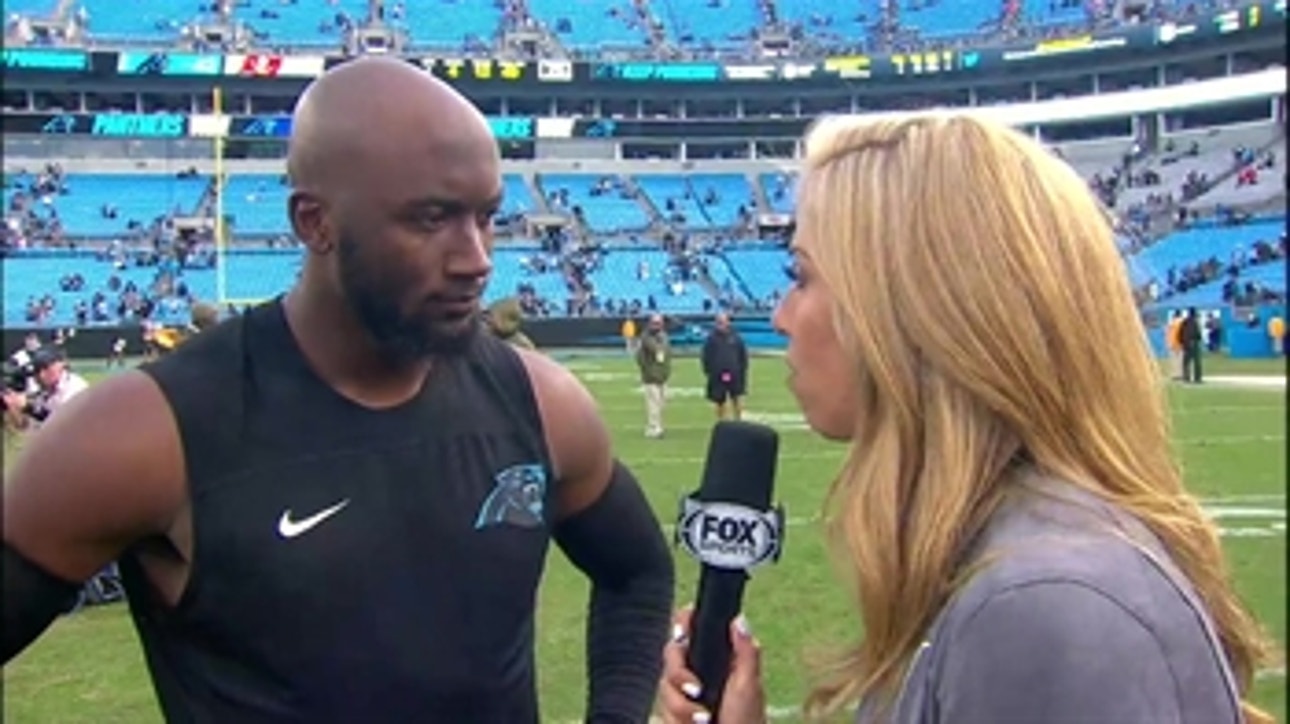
[1269,315,1285,356]
[153,302,221,356]
[1165,312,1184,380]
[621,317,638,355]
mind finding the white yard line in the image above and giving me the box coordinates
[625,433,1284,465]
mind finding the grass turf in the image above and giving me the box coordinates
[3,353,1286,722]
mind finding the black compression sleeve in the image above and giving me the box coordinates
[3,544,81,662]
[554,460,675,724]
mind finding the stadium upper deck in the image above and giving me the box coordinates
[5,0,1276,57]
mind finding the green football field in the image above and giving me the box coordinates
[3,352,1286,723]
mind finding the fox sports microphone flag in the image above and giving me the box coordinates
[677,420,784,717]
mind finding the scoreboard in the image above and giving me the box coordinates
[1,0,1281,86]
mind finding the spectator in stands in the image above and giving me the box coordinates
[1180,307,1204,384]
[635,314,672,439]
[700,312,748,421]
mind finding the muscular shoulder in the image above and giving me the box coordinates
[3,369,186,580]
[512,348,614,519]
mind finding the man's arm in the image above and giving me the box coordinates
[700,336,714,376]
[737,335,749,379]
[517,350,675,723]
[635,336,653,366]
[3,371,185,662]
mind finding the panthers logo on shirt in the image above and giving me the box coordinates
[474,464,547,530]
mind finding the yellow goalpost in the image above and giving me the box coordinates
[210,86,264,311]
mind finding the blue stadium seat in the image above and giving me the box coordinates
[488,248,573,308]
[536,174,651,233]
[7,0,59,16]
[759,173,798,215]
[588,250,712,313]
[78,0,194,42]
[1020,0,1087,27]
[774,0,881,48]
[1163,264,1285,309]
[722,248,791,302]
[1,246,583,326]
[38,174,207,237]
[526,0,651,50]
[899,0,999,39]
[636,174,756,229]
[217,174,532,237]
[400,0,502,47]
[1133,221,1285,279]
[502,175,538,216]
[652,0,761,50]
[223,175,290,236]
[232,0,367,47]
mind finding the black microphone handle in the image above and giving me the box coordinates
[686,566,749,718]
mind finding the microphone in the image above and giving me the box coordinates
[676,420,784,718]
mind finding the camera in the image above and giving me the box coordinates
[4,349,37,396]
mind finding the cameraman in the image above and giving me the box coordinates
[2,348,89,431]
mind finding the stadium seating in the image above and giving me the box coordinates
[526,0,651,50]
[1132,220,1285,281]
[636,174,757,229]
[722,247,791,302]
[1020,0,1088,27]
[400,0,503,48]
[5,214,1283,326]
[489,248,573,307]
[585,249,713,313]
[773,0,881,49]
[537,174,652,233]
[759,173,798,215]
[7,0,58,16]
[1164,263,1285,309]
[5,173,207,237]
[898,0,999,40]
[77,0,187,42]
[232,0,368,47]
[11,0,1213,48]
[223,175,290,236]
[651,0,762,50]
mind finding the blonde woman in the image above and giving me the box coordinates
[657,113,1275,724]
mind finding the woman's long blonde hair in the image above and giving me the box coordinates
[795,112,1275,722]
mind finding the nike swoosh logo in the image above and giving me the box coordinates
[277,499,350,539]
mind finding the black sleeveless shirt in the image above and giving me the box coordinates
[119,300,555,723]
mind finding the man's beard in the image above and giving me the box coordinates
[337,235,480,360]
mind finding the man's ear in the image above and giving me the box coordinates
[288,190,334,254]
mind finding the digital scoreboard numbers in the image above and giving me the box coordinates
[434,58,528,82]
[890,50,957,75]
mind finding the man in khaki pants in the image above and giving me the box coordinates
[635,314,671,438]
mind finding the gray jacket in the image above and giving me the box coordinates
[858,473,1241,723]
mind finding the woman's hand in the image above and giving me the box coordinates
[656,606,767,724]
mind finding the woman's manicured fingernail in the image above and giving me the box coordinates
[681,681,702,699]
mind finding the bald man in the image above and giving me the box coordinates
[3,58,673,723]
[701,312,749,420]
